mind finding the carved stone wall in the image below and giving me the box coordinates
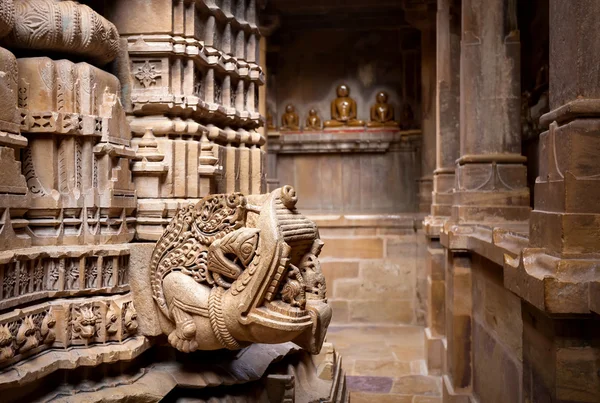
[0,0,139,381]
[109,0,267,241]
[0,2,345,402]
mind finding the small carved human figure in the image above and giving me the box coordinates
[305,108,322,130]
[0,324,14,362]
[16,316,38,353]
[323,84,365,128]
[367,91,399,128]
[40,310,56,345]
[280,104,300,131]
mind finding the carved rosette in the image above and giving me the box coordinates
[147,186,331,353]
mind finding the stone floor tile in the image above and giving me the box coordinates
[390,375,442,396]
[352,359,412,377]
[346,376,394,393]
[412,396,442,403]
[410,360,428,375]
[350,392,413,403]
[392,345,426,361]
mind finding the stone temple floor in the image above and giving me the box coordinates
[327,326,441,403]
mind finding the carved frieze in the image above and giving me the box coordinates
[0,246,130,311]
[2,0,119,66]
[15,57,136,245]
[0,294,138,369]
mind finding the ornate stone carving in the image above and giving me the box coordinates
[16,315,38,353]
[71,304,99,343]
[40,309,55,345]
[0,0,15,39]
[134,61,161,89]
[3,0,120,66]
[146,186,331,353]
[0,324,15,363]
[16,57,136,245]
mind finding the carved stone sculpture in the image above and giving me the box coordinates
[2,0,120,66]
[367,91,399,128]
[323,84,365,128]
[149,186,331,353]
[305,108,322,130]
[280,104,300,131]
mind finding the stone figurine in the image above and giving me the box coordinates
[150,186,331,353]
[367,91,399,128]
[323,84,365,128]
[280,104,300,131]
[305,108,322,130]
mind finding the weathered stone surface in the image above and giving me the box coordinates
[3,0,120,65]
[141,187,331,353]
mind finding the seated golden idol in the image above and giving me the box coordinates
[280,104,300,131]
[305,108,322,130]
[367,91,399,128]
[323,84,365,128]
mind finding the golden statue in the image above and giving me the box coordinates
[305,108,322,130]
[280,104,300,131]
[323,84,365,128]
[367,91,399,128]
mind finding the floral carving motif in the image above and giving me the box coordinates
[134,61,161,88]
[3,266,16,298]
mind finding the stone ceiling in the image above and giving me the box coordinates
[261,0,416,32]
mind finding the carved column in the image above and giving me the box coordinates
[403,1,437,213]
[419,26,437,213]
[453,0,529,223]
[503,2,600,401]
[427,0,460,230]
[423,0,461,376]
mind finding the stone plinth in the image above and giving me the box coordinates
[269,128,422,215]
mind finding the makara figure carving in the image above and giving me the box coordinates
[150,187,331,353]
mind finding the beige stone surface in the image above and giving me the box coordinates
[3,0,119,65]
[143,187,331,353]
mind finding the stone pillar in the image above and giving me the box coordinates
[453,0,529,223]
[444,252,472,398]
[531,0,600,257]
[403,1,437,214]
[431,0,460,223]
[419,26,437,213]
[423,0,461,377]
[513,2,600,402]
